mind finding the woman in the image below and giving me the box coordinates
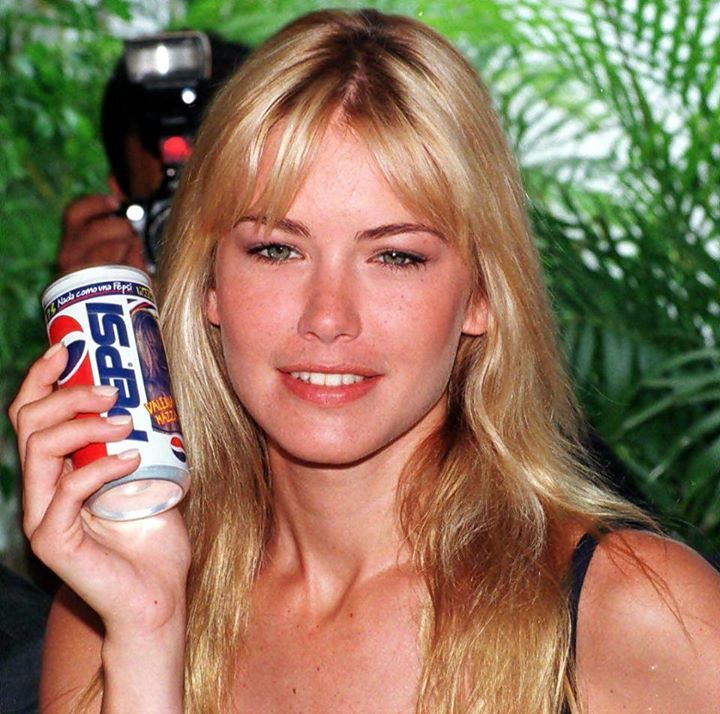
[10,9,720,713]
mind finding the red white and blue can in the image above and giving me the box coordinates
[41,265,190,521]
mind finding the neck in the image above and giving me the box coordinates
[259,397,448,610]
[265,443,411,593]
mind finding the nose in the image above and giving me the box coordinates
[297,260,361,343]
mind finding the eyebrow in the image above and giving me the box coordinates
[235,215,311,238]
[358,222,446,242]
[235,215,445,242]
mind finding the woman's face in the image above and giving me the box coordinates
[207,124,485,468]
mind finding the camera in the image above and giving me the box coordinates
[116,32,212,267]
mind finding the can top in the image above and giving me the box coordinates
[41,265,152,309]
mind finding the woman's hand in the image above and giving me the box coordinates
[9,342,191,631]
[9,343,190,710]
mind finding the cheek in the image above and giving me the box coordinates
[379,282,467,356]
[213,281,299,408]
[214,266,296,336]
[372,286,467,413]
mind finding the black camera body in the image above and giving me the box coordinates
[117,32,212,267]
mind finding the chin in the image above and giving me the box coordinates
[264,414,433,471]
[269,437,382,469]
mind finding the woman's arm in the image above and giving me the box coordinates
[40,586,103,713]
[10,345,190,713]
[41,586,186,714]
[576,530,720,713]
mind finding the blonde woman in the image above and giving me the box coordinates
[10,9,720,713]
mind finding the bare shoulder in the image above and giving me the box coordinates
[576,530,720,714]
[40,585,103,714]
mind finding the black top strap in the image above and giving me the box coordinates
[561,532,600,714]
[567,532,599,660]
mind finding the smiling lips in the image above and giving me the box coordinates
[280,368,379,405]
[290,371,365,386]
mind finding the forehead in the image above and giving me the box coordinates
[249,120,422,226]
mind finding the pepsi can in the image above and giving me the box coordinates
[41,265,190,521]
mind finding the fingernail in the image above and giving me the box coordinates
[93,385,119,397]
[117,448,140,461]
[43,343,63,359]
[107,414,132,425]
[106,195,120,210]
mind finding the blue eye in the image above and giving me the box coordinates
[248,243,299,262]
[375,250,426,268]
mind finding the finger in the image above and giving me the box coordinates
[120,239,147,271]
[61,194,119,236]
[23,414,136,536]
[60,238,145,274]
[74,215,139,245]
[81,237,143,269]
[58,220,142,273]
[14,384,120,466]
[29,450,141,572]
[8,344,68,431]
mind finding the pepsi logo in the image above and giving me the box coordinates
[58,330,88,385]
[170,435,186,463]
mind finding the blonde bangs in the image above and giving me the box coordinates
[176,7,509,275]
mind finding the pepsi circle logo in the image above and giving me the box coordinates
[170,436,186,463]
[58,331,88,385]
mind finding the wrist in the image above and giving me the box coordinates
[101,618,186,713]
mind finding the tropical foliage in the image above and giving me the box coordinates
[1,0,718,556]
[491,0,720,550]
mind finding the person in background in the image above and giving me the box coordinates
[58,32,250,274]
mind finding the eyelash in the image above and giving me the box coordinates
[247,242,300,263]
[246,243,427,270]
[372,249,427,270]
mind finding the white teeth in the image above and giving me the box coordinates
[290,371,365,386]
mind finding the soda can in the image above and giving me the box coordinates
[41,265,190,521]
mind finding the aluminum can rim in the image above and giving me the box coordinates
[41,265,152,309]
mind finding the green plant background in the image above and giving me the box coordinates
[2,0,718,559]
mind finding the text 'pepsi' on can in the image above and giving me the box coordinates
[41,265,190,521]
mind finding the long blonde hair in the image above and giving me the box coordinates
[156,9,647,712]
